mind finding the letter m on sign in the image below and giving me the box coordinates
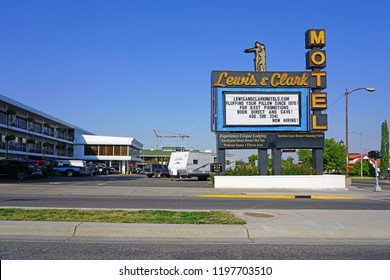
[305,29,325,49]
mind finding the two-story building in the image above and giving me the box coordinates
[0,94,142,174]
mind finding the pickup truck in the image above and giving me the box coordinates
[143,163,170,178]
[52,160,88,177]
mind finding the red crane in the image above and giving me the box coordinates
[153,129,190,150]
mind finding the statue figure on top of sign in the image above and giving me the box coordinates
[244,42,267,72]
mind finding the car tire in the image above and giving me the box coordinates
[155,171,161,178]
[66,170,74,177]
[17,171,27,180]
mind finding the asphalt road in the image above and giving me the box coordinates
[1,193,390,210]
[1,240,390,260]
[0,175,389,210]
[3,173,387,189]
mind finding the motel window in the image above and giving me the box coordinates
[193,160,198,164]
[18,117,27,130]
[99,145,113,156]
[106,145,113,156]
[9,115,17,126]
[120,145,127,156]
[99,145,107,156]
[33,123,42,133]
[84,145,98,156]
[0,112,6,124]
[128,147,140,157]
[114,145,120,156]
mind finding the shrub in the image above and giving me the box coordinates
[282,164,315,175]
[225,165,259,176]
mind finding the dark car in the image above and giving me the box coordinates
[132,167,143,174]
[32,159,53,177]
[87,162,99,175]
[95,163,113,175]
[381,171,390,180]
[0,159,42,180]
[143,163,170,178]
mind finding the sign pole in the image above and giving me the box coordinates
[312,148,324,175]
[271,148,282,175]
[258,149,268,175]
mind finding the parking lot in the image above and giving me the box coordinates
[0,173,212,189]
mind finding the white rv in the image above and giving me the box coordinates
[168,151,235,180]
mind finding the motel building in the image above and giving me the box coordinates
[73,134,143,174]
[0,94,143,173]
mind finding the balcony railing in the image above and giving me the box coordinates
[1,141,73,157]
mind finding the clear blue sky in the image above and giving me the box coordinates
[1,0,389,160]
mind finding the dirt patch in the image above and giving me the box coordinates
[244,212,274,218]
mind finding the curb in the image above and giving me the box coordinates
[246,227,390,239]
[74,223,248,239]
[199,194,361,199]
[2,220,390,241]
[0,221,248,240]
[0,221,79,237]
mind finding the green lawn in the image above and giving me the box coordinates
[0,208,245,225]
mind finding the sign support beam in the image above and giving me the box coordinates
[271,148,282,175]
[216,147,226,175]
[258,149,268,175]
[312,148,324,175]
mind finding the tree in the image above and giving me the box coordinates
[380,120,389,174]
[349,160,374,177]
[297,138,345,173]
[248,154,258,166]
[323,138,345,173]
[297,149,311,166]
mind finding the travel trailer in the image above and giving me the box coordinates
[168,151,235,180]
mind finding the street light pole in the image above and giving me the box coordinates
[374,159,382,192]
[345,87,376,179]
[360,132,363,179]
[345,88,349,176]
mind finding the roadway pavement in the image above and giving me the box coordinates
[1,179,390,244]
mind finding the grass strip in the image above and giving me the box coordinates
[0,208,245,225]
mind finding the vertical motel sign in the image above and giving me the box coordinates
[211,29,328,133]
[306,29,328,131]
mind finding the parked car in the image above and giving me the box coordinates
[381,171,390,180]
[95,163,115,175]
[143,163,170,178]
[32,159,53,177]
[0,159,42,180]
[132,167,143,174]
[87,162,99,175]
[52,160,87,177]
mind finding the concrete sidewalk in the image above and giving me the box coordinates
[1,209,390,244]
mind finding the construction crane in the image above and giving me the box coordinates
[153,129,190,150]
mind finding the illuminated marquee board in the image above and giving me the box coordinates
[224,92,300,126]
[211,86,308,132]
